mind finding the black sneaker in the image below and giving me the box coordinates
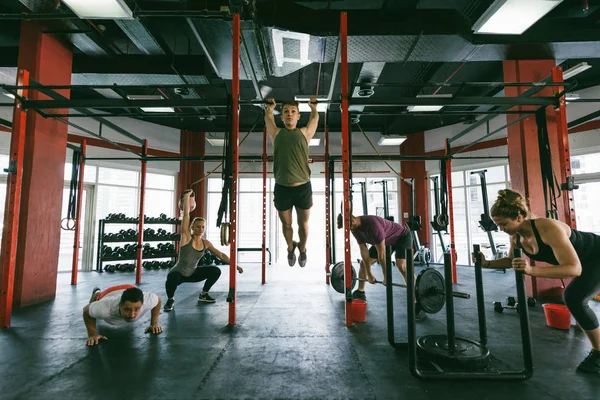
[577,349,600,373]
[163,298,175,312]
[198,293,216,303]
[89,287,101,303]
[287,241,298,267]
[298,251,307,268]
[352,290,366,301]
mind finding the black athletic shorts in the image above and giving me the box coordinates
[273,181,313,211]
[368,233,412,260]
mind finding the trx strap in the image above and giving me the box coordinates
[437,160,449,229]
[217,102,232,229]
[67,149,81,221]
[535,108,560,220]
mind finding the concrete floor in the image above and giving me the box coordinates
[1,261,599,400]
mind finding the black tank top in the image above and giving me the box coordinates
[516,219,600,265]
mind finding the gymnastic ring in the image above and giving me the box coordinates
[220,223,231,246]
[61,218,76,231]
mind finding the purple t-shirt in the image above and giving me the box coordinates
[351,215,409,246]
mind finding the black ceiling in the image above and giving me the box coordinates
[1,0,600,136]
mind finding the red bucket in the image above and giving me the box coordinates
[352,299,367,323]
[542,303,571,330]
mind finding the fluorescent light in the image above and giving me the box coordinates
[207,138,225,146]
[563,62,592,80]
[295,96,328,112]
[140,107,175,113]
[473,0,563,35]
[3,93,15,99]
[62,0,134,19]
[407,94,450,112]
[565,93,580,101]
[378,136,407,146]
[127,95,164,100]
[309,138,320,146]
[407,105,444,112]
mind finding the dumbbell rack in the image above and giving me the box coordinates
[96,216,180,272]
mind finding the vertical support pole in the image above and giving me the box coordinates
[262,128,267,284]
[340,11,353,327]
[551,66,577,229]
[445,140,457,283]
[325,126,331,284]
[443,251,456,351]
[0,69,29,328]
[71,140,86,285]
[136,140,148,285]
[229,13,241,325]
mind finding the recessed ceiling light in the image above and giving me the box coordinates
[140,107,175,113]
[61,0,134,19]
[378,136,407,146]
[472,0,563,35]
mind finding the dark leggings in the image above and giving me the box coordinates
[563,263,600,331]
[165,266,222,299]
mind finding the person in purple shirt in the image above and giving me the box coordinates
[337,213,426,320]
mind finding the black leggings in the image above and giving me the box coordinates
[165,266,222,299]
[563,263,600,331]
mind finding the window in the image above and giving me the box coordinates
[572,153,600,175]
[64,162,97,184]
[147,173,175,190]
[98,167,139,186]
[574,182,600,235]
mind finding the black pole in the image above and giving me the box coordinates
[330,159,336,264]
[514,248,534,377]
[407,248,418,371]
[444,251,456,351]
[473,244,488,346]
[361,182,368,215]
[382,181,389,219]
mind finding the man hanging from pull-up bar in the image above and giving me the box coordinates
[265,98,319,267]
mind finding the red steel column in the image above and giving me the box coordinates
[136,140,148,285]
[504,59,565,299]
[262,128,267,284]
[14,21,72,307]
[324,127,331,284]
[445,140,457,283]
[340,11,353,326]
[228,13,241,325]
[0,69,29,328]
[71,140,86,285]
[551,66,576,229]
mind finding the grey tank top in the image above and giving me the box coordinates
[169,240,208,277]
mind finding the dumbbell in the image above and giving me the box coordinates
[160,213,167,220]
[493,296,537,313]
[104,264,117,273]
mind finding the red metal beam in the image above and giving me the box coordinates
[324,126,331,285]
[568,119,600,134]
[136,140,148,285]
[71,140,86,285]
[0,69,29,328]
[552,66,577,229]
[445,140,457,284]
[228,13,240,326]
[67,133,178,157]
[340,11,353,327]
[262,128,267,285]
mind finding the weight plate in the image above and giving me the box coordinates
[417,335,491,370]
[330,261,358,294]
[416,268,445,314]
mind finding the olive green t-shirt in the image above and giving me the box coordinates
[274,128,311,185]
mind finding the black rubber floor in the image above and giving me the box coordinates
[1,262,599,399]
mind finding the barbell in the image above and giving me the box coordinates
[328,262,470,314]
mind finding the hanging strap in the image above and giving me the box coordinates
[67,149,81,220]
[535,109,560,220]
